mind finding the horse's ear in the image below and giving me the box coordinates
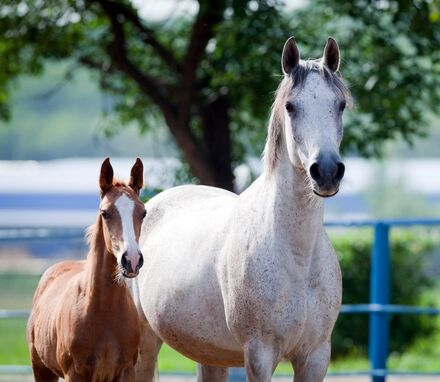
[323,37,340,72]
[281,36,300,75]
[129,158,144,195]
[99,157,113,197]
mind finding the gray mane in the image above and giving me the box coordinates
[263,60,352,173]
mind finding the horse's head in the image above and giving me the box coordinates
[98,158,146,278]
[280,37,351,197]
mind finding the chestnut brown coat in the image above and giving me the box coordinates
[27,158,146,382]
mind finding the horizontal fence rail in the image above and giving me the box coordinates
[1,219,440,382]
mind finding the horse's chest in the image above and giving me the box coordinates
[224,252,308,342]
[300,254,342,344]
[59,308,139,377]
[223,238,341,351]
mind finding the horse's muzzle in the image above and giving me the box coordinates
[121,251,144,278]
[309,153,345,197]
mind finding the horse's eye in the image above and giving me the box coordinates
[101,210,109,219]
[285,102,295,114]
[142,210,147,219]
[339,101,346,112]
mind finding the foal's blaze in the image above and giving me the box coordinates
[27,158,145,382]
[99,158,146,278]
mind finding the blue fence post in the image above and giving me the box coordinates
[369,222,391,382]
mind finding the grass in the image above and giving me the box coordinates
[2,319,439,374]
[1,272,440,374]
[0,320,29,365]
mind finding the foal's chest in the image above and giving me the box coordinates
[62,305,140,377]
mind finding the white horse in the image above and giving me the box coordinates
[134,37,352,382]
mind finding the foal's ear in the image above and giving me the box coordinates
[129,158,144,195]
[99,157,114,197]
[281,36,300,75]
[322,37,340,72]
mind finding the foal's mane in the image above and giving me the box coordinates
[263,60,352,173]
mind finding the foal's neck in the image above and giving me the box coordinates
[84,218,126,308]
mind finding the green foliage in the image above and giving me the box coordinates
[0,0,439,174]
[289,0,440,156]
[331,228,440,358]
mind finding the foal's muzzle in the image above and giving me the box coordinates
[309,152,345,197]
[121,251,144,278]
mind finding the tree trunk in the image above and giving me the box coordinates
[200,97,234,191]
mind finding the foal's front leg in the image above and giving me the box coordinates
[134,317,162,382]
[290,341,331,382]
[120,366,136,382]
[64,371,87,382]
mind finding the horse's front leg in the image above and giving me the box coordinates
[120,366,135,382]
[134,317,162,382]
[243,338,279,382]
[64,371,87,382]
[197,364,228,382]
[290,341,331,382]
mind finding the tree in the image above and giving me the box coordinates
[0,0,439,190]
[289,0,440,156]
[0,0,287,190]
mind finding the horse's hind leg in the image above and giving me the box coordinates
[197,364,228,382]
[243,339,279,382]
[290,341,330,382]
[135,318,162,382]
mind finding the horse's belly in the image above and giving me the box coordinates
[139,269,243,366]
[155,320,244,367]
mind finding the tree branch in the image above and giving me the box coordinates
[95,0,216,184]
[96,0,176,118]
[178,0,225,125]
[94,0,180,73]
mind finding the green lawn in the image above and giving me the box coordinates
[1,272,439,374]
[2,318,440,374]
[0,319,354,373]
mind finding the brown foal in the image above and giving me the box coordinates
[27,158,146,382]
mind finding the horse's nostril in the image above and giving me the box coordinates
[309,162,321,182]
[136,254,144,273]
[335,162,345,181]
[121,252,133,273]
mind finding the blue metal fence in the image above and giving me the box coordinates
[1,219,440,381]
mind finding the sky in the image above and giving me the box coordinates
[131,0,308,21]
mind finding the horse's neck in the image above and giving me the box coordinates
[84,218,125,308]
[257,137,324,260]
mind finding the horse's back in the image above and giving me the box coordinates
[142,184,235,227]
[31,260,84,304]
[141,184,236,250]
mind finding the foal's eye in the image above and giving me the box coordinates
[142,210,147,219]
[285,102,295,115]
[339,101,346,112]
[101,210,109,219]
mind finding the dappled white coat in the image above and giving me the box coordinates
[134,37,347,382]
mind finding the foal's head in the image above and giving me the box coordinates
[271,37,352,197]
[98,158,146,278]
